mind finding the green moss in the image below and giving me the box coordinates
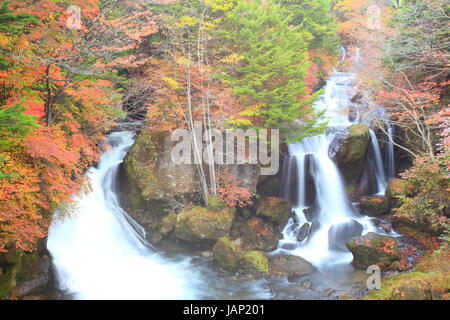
[241,251,269,274]
[212,236,243,272]
[175,206,235,242]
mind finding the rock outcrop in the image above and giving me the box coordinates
[330,123,370,186]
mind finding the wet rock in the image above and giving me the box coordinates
[286,222,299,234]
[256,196,292,227]
[328,219,363,251]
[358,195,389,216]
[175,206,235,243]
[297,223,310,242]
[240,251,269,275]
[346,232,399,270]
[303,203,320,222]
[280,156,299,205]
[356,163,378,196]
[240,217,280,251]
[372,219,393,233]
[212,236,243,272]
[332,123,370,186]
[269,254,315,278]
[304,155,317,206]
[280,243,297,250]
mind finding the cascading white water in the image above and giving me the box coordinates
[47,132,202,300]
[386,125,395,179]
[369,129,388,194]
[277,71,382,267]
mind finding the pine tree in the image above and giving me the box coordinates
[278,0,339,53]
[222,0,326,142]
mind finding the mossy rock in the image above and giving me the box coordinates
[175,206,235,243]
[240,251,269,275]
[212,236,243,272]
[256,196,292,226]
[333,123,370,185]
[346,232,399,271]
[358,195,389,217]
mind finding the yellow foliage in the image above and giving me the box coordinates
[239,103,265,117]
[177,15,199,27]
[205,0,235,12]
[221,53,243,65]
[228,117,252,127]
[162,76,181,89]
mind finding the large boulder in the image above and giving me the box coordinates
[331,123,370,185]
[269,254,315,278]
[211,236,243,272]
[256,196,292,227]
[123,129,201,202]
[175,206,235,243]
[240,217,280,251]
[328,219,363,251]
[346,232,399,270]
[357,195,389,216]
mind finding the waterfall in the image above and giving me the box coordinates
[340,46,347,62]
[369,129,388,194]
[277,71,381,267]
[47,132,201,299]
[386,125,395,179]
